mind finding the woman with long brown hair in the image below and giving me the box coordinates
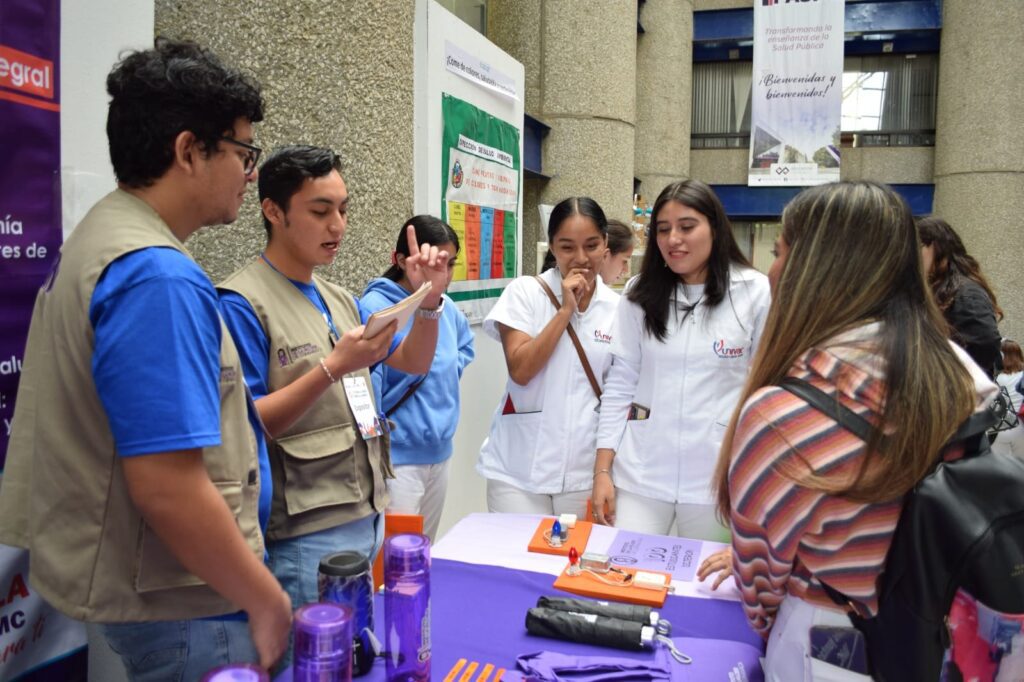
[917,216,1002,378]
[710,181,997,680]
[592,180,770,540]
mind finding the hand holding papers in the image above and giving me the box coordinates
[362,282,433,339]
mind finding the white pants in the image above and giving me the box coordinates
[764,594,872,682]
[386,460,450,542]
[485,478,590,517]
[992,424,1024,458]
[614,488,729,542]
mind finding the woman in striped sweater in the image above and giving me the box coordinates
[709,181,997,681]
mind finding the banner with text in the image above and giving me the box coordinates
[0,1,89,679]
[748,0,844,186]
[440,93,520,322]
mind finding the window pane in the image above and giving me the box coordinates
[842,54,938,132]
[691,61,752,136]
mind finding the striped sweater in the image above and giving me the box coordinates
[727,324,997,636]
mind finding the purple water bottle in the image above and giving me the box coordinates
[384,533,431,682]
[293,602,353,682]
[201,664,269,682]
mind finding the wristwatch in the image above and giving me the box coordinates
[416,299,445,320]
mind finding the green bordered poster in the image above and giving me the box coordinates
[441,93,520,321]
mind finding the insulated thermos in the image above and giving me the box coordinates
[293,602,354,682]
[319,551,376,676]
[384,533,431,682]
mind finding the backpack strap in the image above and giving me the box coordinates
[533,275,602,402]
[779,377,878,443]
[952,393,1002,441]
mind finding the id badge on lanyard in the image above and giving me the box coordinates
[343,376,381,440]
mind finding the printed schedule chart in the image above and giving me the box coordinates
[447,201,517,282]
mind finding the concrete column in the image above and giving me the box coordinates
[155,0,415,290]
[540,1,637,226]
[635,0,693,199]
[487,0,545,273]
[931,2,1024,341]
[490,1,637,273]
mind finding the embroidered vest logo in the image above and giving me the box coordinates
[713,339,744,359]
[289,343,321,361]
[593,329,612,344]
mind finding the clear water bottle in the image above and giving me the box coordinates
[319,551,376,676]
[293,602,353,682]
[201,664,269,682]
[384,533,431,682]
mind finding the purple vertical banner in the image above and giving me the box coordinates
[0,0,62,471]
[0,2,87,681]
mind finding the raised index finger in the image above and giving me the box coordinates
[405,224,420,256]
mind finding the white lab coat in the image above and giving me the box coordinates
[477,268,620,494]
[597,266,771,505]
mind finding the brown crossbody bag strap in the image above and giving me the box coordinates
[533,275,602,401]
[384,377,426,418]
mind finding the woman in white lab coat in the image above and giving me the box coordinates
[477,197,620,516]
[592,180,770,540]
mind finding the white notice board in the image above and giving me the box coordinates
[413,0,525,323]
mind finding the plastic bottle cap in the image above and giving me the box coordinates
[200,664,270,682]
[319,551,371,577]
[384,533,431,575]
[293,603,352,659]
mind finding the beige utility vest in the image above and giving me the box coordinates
[219,259,391,541]
[0,190,262,622]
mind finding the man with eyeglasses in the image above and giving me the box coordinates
[0,38,291,679]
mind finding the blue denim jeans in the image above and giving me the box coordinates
[101,618,257,681]
[267,512,383,669]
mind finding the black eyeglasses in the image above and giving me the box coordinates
[219,136,262,175]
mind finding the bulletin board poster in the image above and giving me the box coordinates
[0,1,89,679]
[440,93,520,321]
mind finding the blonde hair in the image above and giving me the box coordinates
[714,182,977,518]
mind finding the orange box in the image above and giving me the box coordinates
[527,517,593,557]
[552,563,670,607]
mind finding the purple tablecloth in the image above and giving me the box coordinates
[276,558,763,681]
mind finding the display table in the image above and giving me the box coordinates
[276,513,763,681]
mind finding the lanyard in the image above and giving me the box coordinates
[260,253,339,344]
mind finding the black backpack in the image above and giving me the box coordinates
[781,377,1024,681]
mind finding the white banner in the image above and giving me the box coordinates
[0,546,86,680]
[748,0,844,186]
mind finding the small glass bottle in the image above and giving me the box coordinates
[384,533,431,682]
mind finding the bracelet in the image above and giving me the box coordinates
[416,298,445,320]
[319,358,338,383]
[594,468,612,478]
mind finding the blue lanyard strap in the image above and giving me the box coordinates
[260,253,339,344]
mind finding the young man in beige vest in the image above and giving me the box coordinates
[0,39,292,679]
[218,145,450,633]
